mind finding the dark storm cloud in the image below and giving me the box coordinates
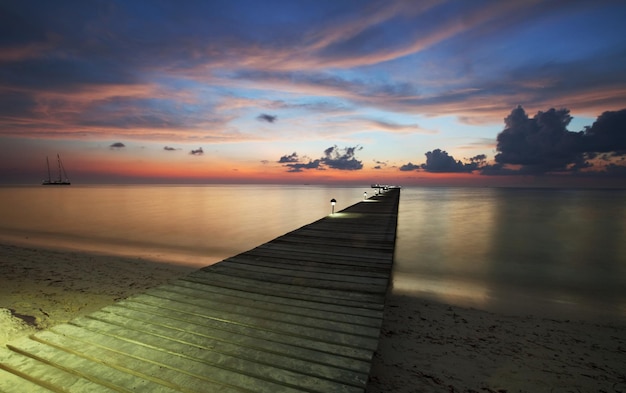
[257,113,277,123]
[110,142,125,149]
[583,109,626,154]
[278,145,363,172]
[494,106,583,173]
[488,106,626,175]
[190,147,204,155]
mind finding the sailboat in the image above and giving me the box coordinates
[42,154,71,185]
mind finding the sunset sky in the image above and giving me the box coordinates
[1,0,625,186]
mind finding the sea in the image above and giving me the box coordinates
[1,184,625,323]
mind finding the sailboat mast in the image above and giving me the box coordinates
[46,156,51,182]
[58,154,69,182]
[56,154,62,182]
[42,154,71,185]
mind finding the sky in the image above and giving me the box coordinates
[1,0,626,186]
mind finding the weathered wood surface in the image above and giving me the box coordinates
[0,188,400,392]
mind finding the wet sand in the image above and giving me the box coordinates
[1,243,625,392]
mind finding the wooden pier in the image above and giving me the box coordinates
[0,188,400,392]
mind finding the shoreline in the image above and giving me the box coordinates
[2,242,625,392]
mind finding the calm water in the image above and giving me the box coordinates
[1,185,625,322]
[394,187,626,322]
[0,185,364,266]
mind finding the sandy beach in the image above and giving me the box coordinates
[0,243,195,345]
[2,242,625,392]
[367,295,626,392]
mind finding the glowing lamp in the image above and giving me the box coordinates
[330,198,336,214]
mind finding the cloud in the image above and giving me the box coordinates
[401,152,486,173]
[278,152,299,163]
[110,142,125,149]
[604,163,626,177]
[278,145,364,172]
[489,106,626,175]
[2,1,625,149]
[421,149,479,173]
[163,146,177,151]
[285,160,321,173]
[257,113,277,123]
[582,109,626,154]
[373,159,388,169]
[190,147,204,155]
[364,118,433,134]
[494,106,585,174]
[468,154,487,165]
[399,162,420,171]
[321,145,363,170]
[3,0,626,185]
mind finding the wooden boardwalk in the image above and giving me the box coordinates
[0,188,400,393]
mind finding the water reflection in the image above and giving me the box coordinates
[392,187,626,322]
[486,188,626,320]
[0,185,365,266]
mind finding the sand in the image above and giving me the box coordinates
[367,295,626,392]
[0,243,195,345]
[1,242,625,392]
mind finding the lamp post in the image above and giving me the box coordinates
[363,192,367,200]
[330,198,336,214]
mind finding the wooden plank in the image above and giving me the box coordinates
[0,348,87,393]
[181,271,385,311]
[235,248,392,271]
[41,324,362,393]
[98,303,375,363]
[207,259,390,287]
[124,294,382,347]
[156,282,383,327]
[171,279,384,319]
[250,242,393,264]
[203,263,389,294]
[5,337,188,393]
[85,309,372,374]
[68,316,369,390]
